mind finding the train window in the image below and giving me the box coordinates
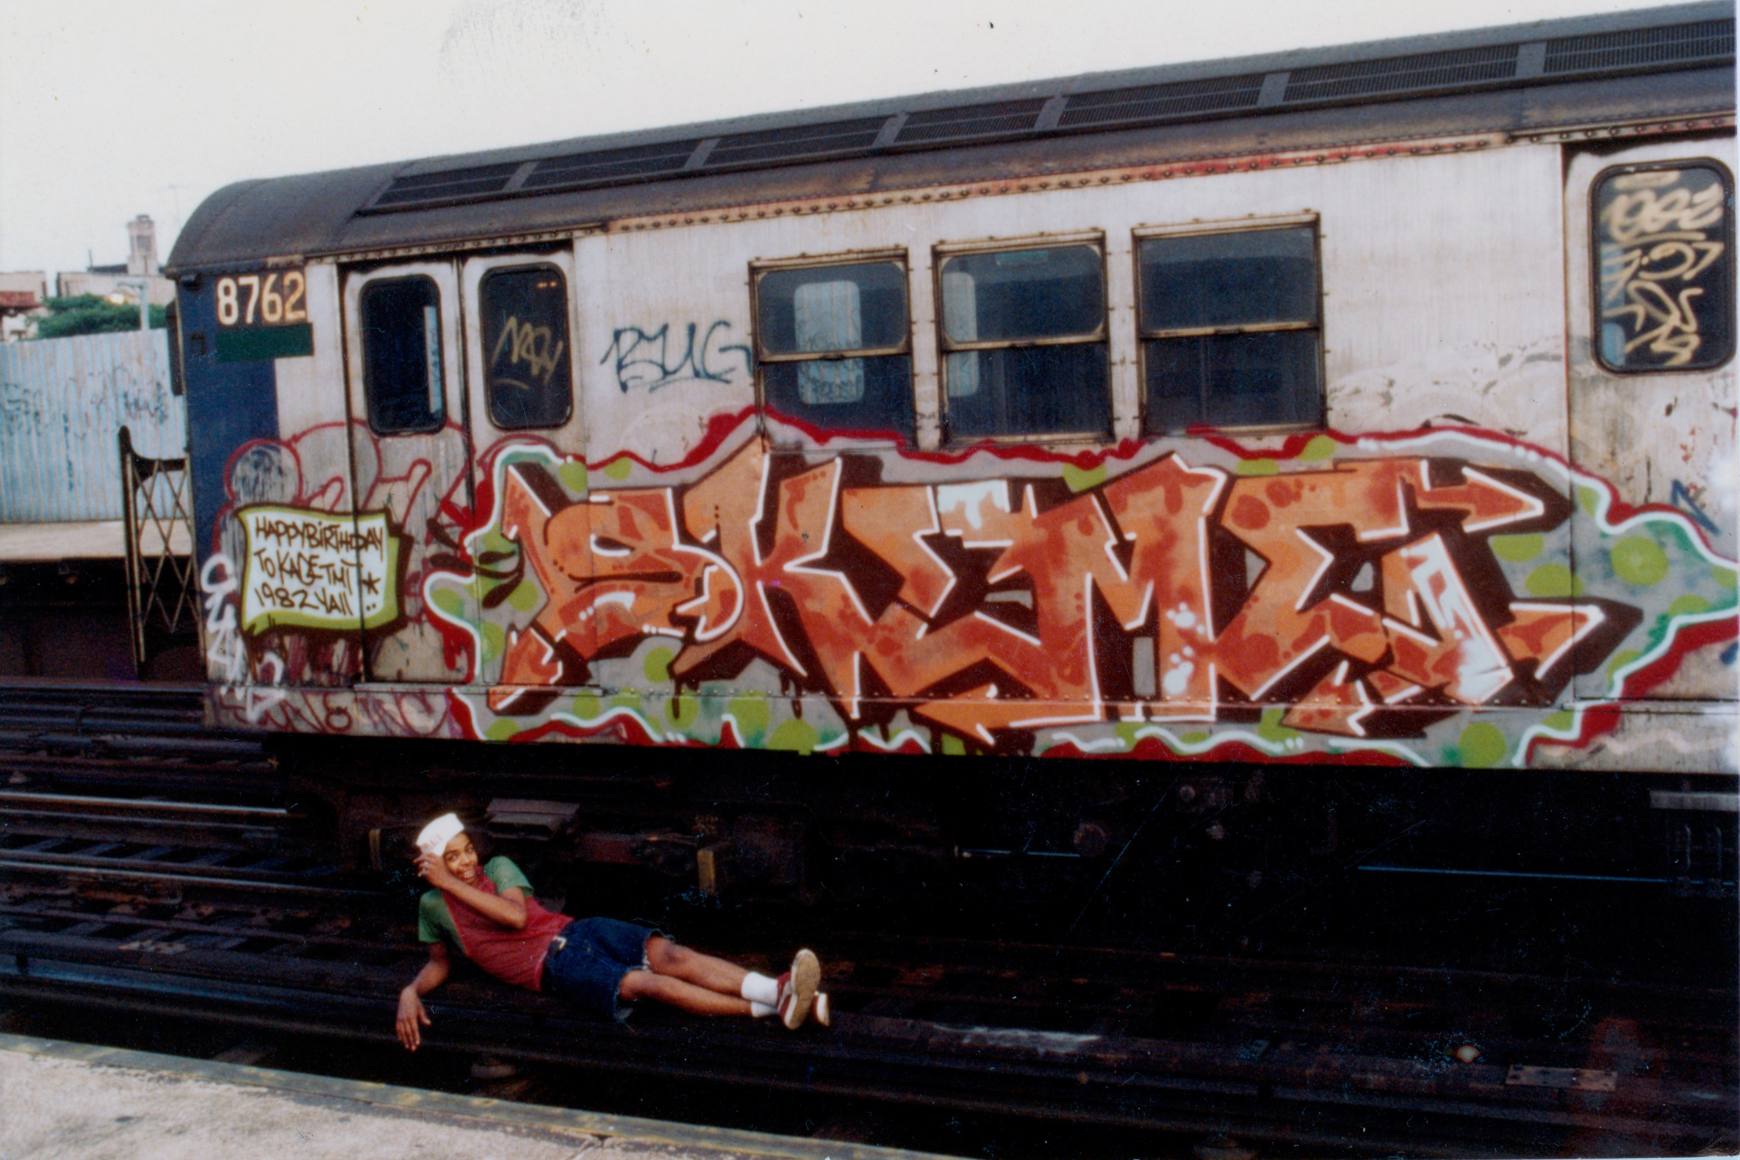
[480,265,573,429]
[361,276,444,434]
[1593,161,1733,373]
[755,258,913,437]
[1137,225,1322,434]
[937,241,1110,440]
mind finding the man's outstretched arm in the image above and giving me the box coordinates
[397,942,452,1051]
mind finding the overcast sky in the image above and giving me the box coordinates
[0,0,1654,277]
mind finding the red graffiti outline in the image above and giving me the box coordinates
[210,409,1729,762]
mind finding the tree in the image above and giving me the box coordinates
[32,294,166,339]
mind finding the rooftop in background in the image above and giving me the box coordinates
[57,215,174,309]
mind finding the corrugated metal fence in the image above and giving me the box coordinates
[0,330,185,522]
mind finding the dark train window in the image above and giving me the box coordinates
[481,265,573,429]
[361,276,444,434]
[755,258,912,437]
[1593,162,1733,374]
[1138,225,1322,434]
[938,241,1109,440]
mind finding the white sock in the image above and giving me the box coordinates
[740,971,779,1007]
[749,1001,776,1018]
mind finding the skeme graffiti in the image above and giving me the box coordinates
[425,422,1737,764]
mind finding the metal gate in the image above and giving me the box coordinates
[119,424,197,673]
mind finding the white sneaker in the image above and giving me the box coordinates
[775,949,820,1030]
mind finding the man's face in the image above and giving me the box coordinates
[442,832,480,884]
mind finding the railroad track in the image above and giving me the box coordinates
[0,681,272,801]
[0,680,327,891]
[1,853,1731,1158]
[0,681,1733,1156]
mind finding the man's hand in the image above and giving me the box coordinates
[415,851,458,892]
[396,986,431,1051]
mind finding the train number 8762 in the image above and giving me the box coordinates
[215,270,307,328]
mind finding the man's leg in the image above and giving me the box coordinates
[645,937,823,1028]
[643,936,750,995]
[619,968,753,1016]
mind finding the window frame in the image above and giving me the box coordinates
[932,230,1111,444]
[750,248,916,443]
[477,260,575,431]
[1132,214,1324,436]
[358,273,447,437]
[1589,157,1735,376]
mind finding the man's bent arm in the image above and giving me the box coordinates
[416,853,529,930]
[406,941,452,996]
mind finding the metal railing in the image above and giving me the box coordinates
[119,424,196,674]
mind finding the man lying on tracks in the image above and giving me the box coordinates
[395,812,826,1051]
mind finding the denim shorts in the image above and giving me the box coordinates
[540,917,661,1021]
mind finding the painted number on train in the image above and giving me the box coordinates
[216,271,308,327]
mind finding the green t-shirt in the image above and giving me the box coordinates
[417,855,533,945]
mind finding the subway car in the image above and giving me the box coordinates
[162,5,1736,920]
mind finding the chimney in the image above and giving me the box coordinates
[127,214,157,277]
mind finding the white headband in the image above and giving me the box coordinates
[415,812,465,857]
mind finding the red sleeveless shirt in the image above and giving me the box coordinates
[430,860,571,991]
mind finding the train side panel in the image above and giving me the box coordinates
[183,135,1737,773]
[1563,136,1738,708]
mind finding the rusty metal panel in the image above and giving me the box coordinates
[0,331,185,523]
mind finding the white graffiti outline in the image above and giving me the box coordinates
[201,551,288,724]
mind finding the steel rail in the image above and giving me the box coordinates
[0,730,267,757]
[0,860,1730,1156]
[0,858,380,900]
[0,790,292,820]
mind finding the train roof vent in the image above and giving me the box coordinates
[523,138,704,193]
[1543,18,1734,74]
[1058,73,1266,130]
[893,98,1049,146]
[1283,43,1519,104]
[368,162,522,210]
[702,116,890,170]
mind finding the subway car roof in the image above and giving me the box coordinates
[167,3,1734,274]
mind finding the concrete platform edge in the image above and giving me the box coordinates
[0,1032,943,1160]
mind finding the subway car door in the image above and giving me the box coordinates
[1563,136,1736,702]
[341,261,474,682]
[457,250,585,695]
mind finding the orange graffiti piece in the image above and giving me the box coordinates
[1208,463,1409,699]
[492,625,565,712]
[841,487,952,617]
[1365,669,1423,704]
[676,445,850,683]
[1497,603,1606,681]
[476,445,1623,748]
[1283,661,1376,737]
[1412,464,1545,532]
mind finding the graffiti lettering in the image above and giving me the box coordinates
[246,517,385,553]
[1669,480,1721,536]
[601,320,753,393]
[237,506,401,634]
[201,551,288,723]
[490,314,566,389]
[476,443,1640,748]
[1597,167,1730,369]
